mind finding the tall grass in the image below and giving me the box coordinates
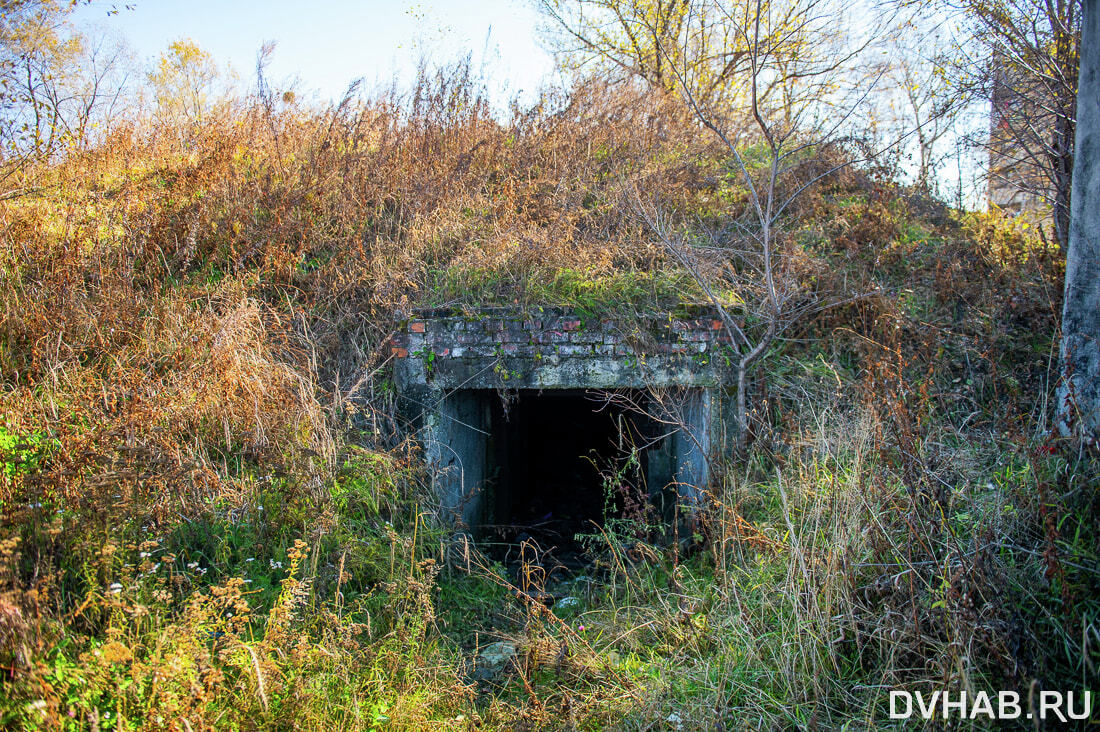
[0,62,1094,729]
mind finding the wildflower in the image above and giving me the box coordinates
[577,624,585,632]
[139,551,150,558]
[108,582,123,594]
[245,557,255,562]
[187,561,199,569]
[101,640,133,664]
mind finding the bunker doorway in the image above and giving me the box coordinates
[482,390,663,563]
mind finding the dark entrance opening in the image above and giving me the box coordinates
[481,389,663,564]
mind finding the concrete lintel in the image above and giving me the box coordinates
[395,355,727,391]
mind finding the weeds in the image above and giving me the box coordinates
[0,60,1094,729]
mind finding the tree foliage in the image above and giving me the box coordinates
[537,0,865,129]
[0,1,81,159]
[147,38,231,128]
[0,0,133,193]
[946,0,1081,249]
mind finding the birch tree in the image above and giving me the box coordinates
[1057,0,1098,449]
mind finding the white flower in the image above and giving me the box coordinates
[139,552,150,558]
[187,562,199,569]
[108,583,123,594]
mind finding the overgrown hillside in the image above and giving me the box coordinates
[1,70,1096,729]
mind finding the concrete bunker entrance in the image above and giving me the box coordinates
[423,385,713,561]
[483,389,659,558]
[391,308,735,559]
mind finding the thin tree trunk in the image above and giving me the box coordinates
[734,318,775,453]
[1056,0,1100,449]
[1050,101,1076,251]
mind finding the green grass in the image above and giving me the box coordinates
[424,265,707,315]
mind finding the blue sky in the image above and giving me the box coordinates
[73,1,559,106]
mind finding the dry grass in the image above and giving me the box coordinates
[0,63,1095,730]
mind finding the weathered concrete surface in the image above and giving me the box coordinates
[672,388,711,507]
[421,390,488,529]
[392,307,735,392]
[391,307,737,534]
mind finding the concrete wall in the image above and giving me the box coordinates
[391,308,738,534]
[672,388,710,507]
[420,390,489,530]
[391,307,734,391]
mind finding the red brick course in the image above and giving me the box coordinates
[393,309,734,362]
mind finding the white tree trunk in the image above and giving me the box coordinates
[1056,0,1100,449]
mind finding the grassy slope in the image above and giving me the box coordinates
[0,75,1096,729]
